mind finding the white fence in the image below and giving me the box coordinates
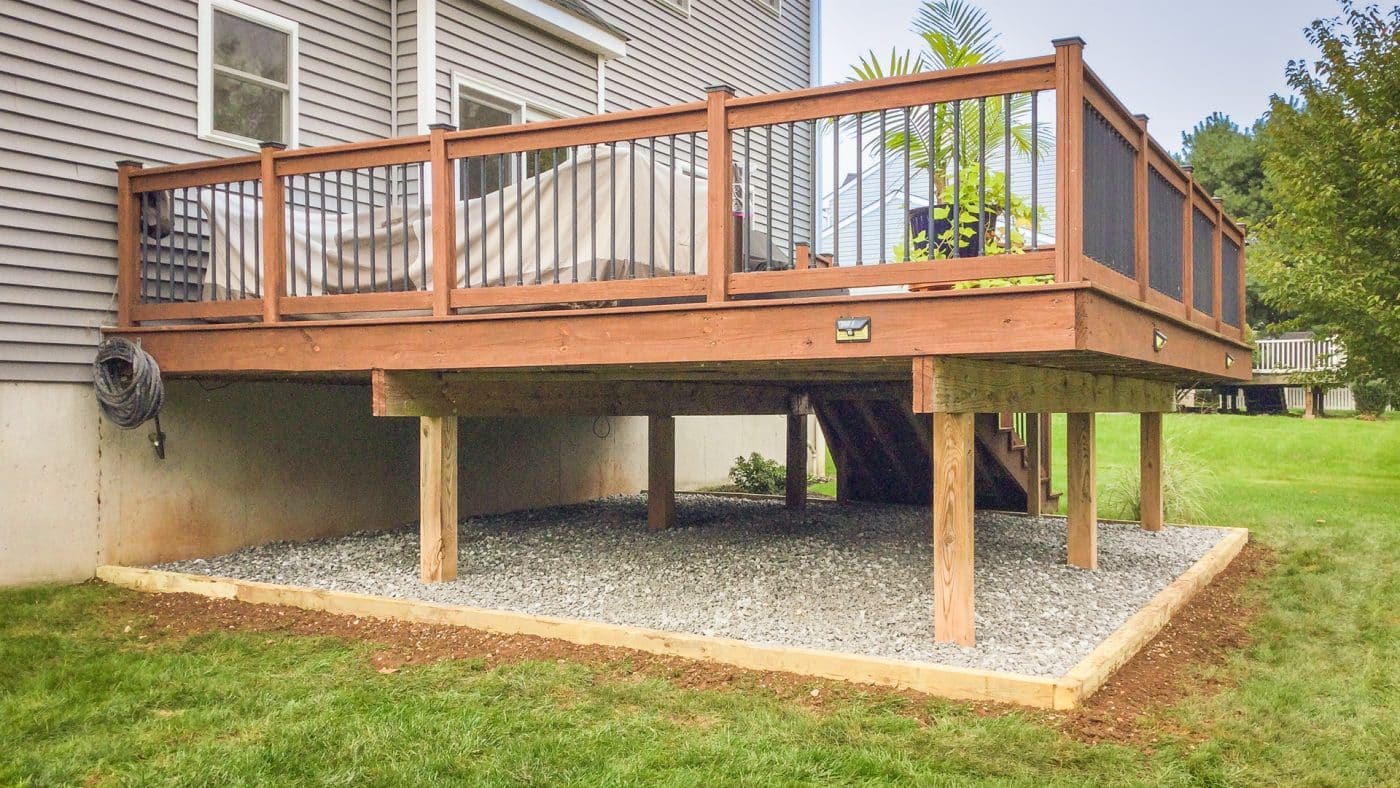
[1253,337,1345,374]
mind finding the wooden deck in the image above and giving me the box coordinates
[101,39,1251,648]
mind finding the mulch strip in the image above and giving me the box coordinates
[97,540,1272,745]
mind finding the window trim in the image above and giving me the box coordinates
[650,0,690,19]
[450,73,571,129]
[751,0,782,16]
[197,0,300,151]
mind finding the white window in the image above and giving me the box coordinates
[452,76,569,199]
[198,0,299,150]
[652,0,690,18]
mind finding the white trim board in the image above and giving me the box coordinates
[476,0,626,60]
[416,0,437,133]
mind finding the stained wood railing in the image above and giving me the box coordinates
[115,40,1245,338]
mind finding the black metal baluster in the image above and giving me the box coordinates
[352,170,362,293]
[669,134,676,275]
[832,115,840,264]
[689,133,696,275]
[368,168,377,292]
[879,110,886,263]
[1031,91,1039,250]
[401,164,411,290]
[855,115,863,264]
[516,152,524,286]
[903,107,911,262]
[788,123,795,268]
[417,163,426,290]
[952,102,962,257]
[978,97,987,257]
[497,154,506,287]
[1003,94,1013,253]
[765,124,773,270]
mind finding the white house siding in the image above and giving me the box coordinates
[0,0,394,383]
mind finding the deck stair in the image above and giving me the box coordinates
[812,396,1058,511]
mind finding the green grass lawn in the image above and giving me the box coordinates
[4,414,1398,784]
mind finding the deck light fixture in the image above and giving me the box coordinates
[1152,328,1168,352]
[1225,353,1235,369]
[836,317,871,343]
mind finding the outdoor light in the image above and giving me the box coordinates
[1152,329,1168,352]
[835,317,871,343]
[1226,354,1235,369]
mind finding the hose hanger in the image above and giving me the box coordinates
[94,337,167,459]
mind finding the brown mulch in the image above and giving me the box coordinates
[97,541,1273,745]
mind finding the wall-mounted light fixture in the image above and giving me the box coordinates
[1152,329,1168,352]
[1225,353,1235,369]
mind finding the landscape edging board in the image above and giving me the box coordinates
[95,524,1249,711]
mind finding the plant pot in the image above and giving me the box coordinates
[908,205,998,259]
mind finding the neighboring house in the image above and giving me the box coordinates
[0,0,821,585]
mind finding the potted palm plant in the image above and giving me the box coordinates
[847,0,1051,262]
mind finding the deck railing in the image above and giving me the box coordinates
[114,39,1246,337]
[1253,337,1344,374]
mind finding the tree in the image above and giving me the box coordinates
[1253,2,1400,382]
[1178,112,1284,328]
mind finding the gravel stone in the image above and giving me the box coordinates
[158,495,1229,677]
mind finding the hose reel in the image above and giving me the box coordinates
[94,337,167,458]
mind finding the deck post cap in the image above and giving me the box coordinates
[1212,196,1224,204]
[1181,164,1194,173]
[1133,113,1149,123]
[1051,36,1087,48]
[259,141,287,150]
[427,122,456,131]
[704,84,737,95]
[115,159,144,168]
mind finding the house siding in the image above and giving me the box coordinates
[1,0,394,383]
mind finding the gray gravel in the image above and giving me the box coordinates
[157,495,1228,677]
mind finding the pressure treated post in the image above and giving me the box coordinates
[1181,165,1195,321]
[1066,412,1097,568]
[1140,412,1163,532]
[786,414,808,510]
[419,415,458,583]
[705,85,735,303]
[428,123,457,316]
[114,160,144,327]
[259,141,287,324]
[933,411,976,647]
[1133,114,1150,300]
[1053,37,1086,284]
[648,415,677,530]
[1024,412,1045,516]
[1212,197,1225,333]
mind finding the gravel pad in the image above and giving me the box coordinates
[158,495,1229,677]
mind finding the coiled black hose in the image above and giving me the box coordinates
[94,337,164,429]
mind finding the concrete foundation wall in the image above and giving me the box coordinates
[4,381,796,585]
[0,383,101,585]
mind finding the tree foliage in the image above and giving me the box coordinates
[1253,2,1400,382]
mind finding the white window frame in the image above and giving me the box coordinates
[450,73,570,129]
[197,0,300,151]
[650,0,690,19]
[751,0,781,16]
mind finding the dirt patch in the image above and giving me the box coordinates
[1051,541,1274,746]
[98,540,1270,741]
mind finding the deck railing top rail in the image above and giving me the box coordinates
[113,39,1246,341]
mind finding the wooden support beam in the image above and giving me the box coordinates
[1024,411,1045,516]
[648,415,677,530]
[933,411,976,647]
[1140,412,1163,532]
[786,414,808,510]
[912,356,1175,414]
[419,415,458,583]
[1066,412,1097,569]
[373,370,811,418]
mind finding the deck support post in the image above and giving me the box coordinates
[1066,412,1097,568]
[1024,412,1045,516]
[932,411,976,647]
[1140,412,1163,532]
[786,414,808,510]
[1304,386,1324,419]
[648,415,676,530]
[419,415,458,583]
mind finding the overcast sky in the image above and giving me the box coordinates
[819,0,1340,151]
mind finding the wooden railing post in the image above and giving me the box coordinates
[1053,37,1086,283]
[1212,196,1224,332]
[1181,165,1195,320]
[259,141,287,324]
[705,85,735,302]
[1133,113,1149,300]
[1237,223,1248,330]
[114,160,144,327]
[428,123,457,316]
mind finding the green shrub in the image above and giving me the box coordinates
[1351,379,1392,419]
[728,453,786,494]
[1104,439,1214,523]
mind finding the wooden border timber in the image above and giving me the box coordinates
[911,357,1176,414]
[94,524,1248,711]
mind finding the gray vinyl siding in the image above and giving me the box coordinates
[593,0,812,109]
[396,3,419,136]
[434,0,600,124]
[1,0,394,383]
